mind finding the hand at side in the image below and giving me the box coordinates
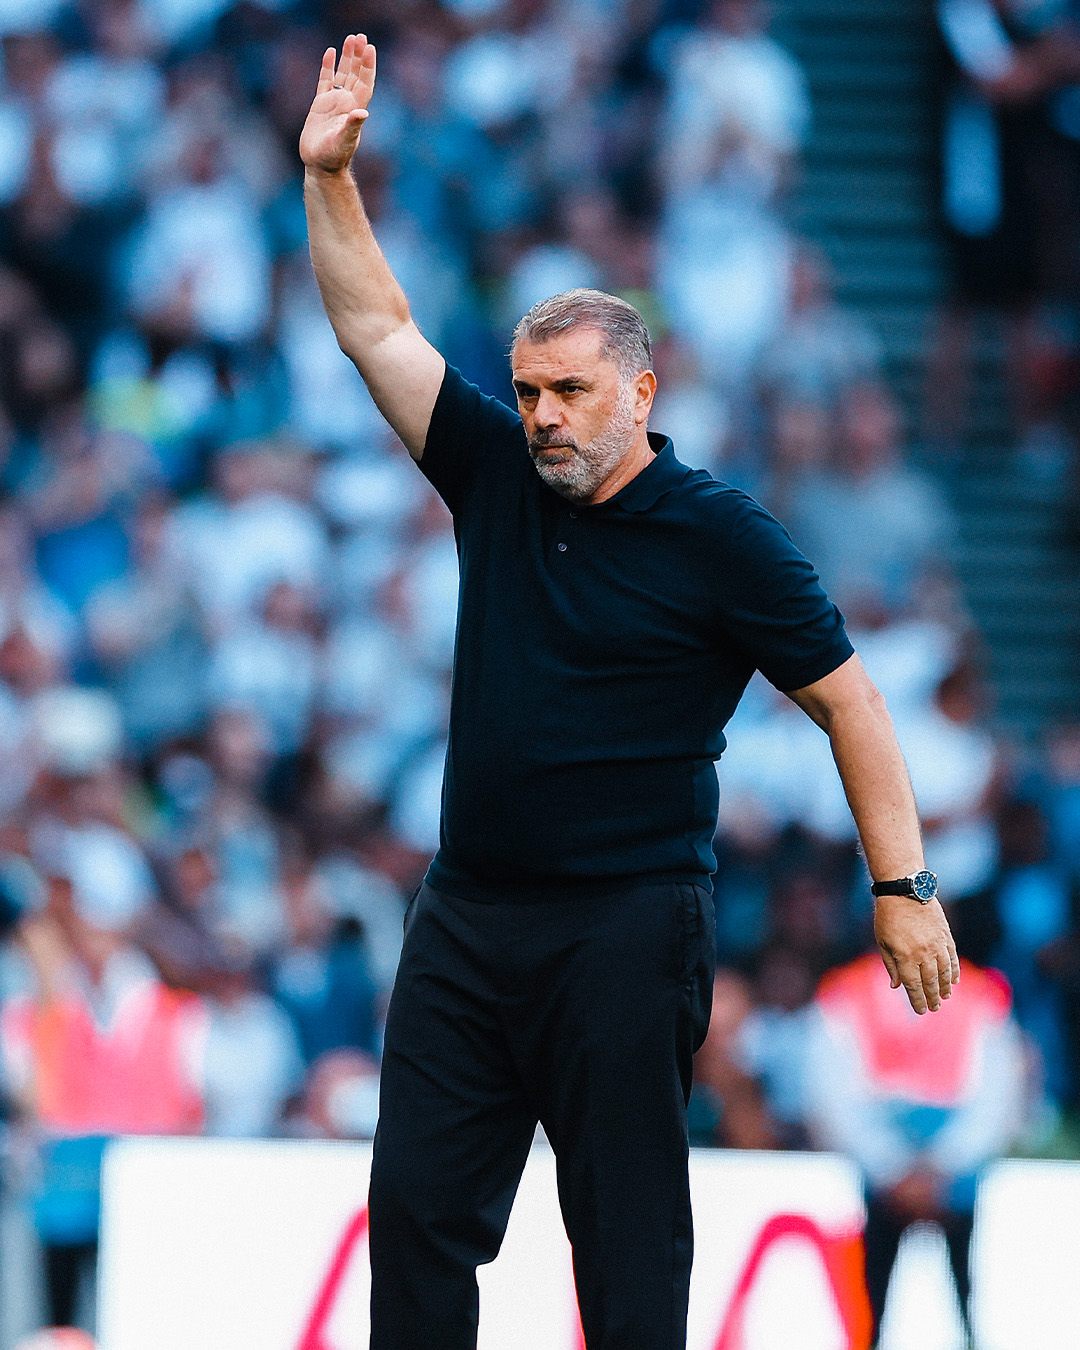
[874,894,960,1015]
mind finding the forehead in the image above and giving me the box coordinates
[511,326,618,382]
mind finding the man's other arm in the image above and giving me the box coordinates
[786,653,961,1014]
[300,35,445,460]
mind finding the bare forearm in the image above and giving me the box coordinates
[299,37,444,455]
[303,162,444,455]
[826,688,924,882]
[788,658,924,877]
[830,698,958,1012]
[787,654,959,1012]
[303,164,410,356]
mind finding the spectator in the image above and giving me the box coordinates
[989,794,1074,1105]
[131,842,233,994]
[166,442,329,635]
[295,1046,381,1141]
[206,579,321,755]
[84,496,207,747]
[0,863,206,1328]
[780,381,957,622]
[756,245,883,406]
[927,0,1080,471]
[660,0,811,205]
[199,955,303,1138]
[267,851,379,1063]
[121,132,273,347]
[689,969,778,1149]
[805,951,1027,1348]
[201,709,288,956]
[737,941,824,1148]
[1043,722,1080,885]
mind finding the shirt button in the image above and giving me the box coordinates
[569,512,578,519]
[557,542,567,552]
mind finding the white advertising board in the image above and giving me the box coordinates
[98,1138,967,1350]
[972,1158,1080,1350]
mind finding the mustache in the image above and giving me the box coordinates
[528,429,579,454]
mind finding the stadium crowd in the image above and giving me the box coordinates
[0,0,1077,1339]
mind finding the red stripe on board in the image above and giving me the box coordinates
[296,1207,370,1350]
[298,1204,869,1350]
[713,1213,871,1350]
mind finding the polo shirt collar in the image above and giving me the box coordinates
[588,433,688,513]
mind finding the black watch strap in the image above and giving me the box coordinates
[871,878,914,897]
[870,870,938,903]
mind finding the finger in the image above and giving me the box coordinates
[920,960,942,1013]
[357,39,377,104]
[937,950,953,999]
[345,33,367,91]
[948,936,961,986]
[878,944,901,989]
[335,33,354,87]
[903,970,929,1015]
[317,47,336,96]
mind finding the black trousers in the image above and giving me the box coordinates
[368,879,716,1350]
[863,1194,974,1347]
[43,1239,97,1328]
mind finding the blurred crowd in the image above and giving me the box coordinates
[0,0,1079,1339]
[929,0,1080,485]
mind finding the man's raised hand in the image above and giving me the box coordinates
[299,35,376,175]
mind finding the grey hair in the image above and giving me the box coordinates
[510,289,652,379]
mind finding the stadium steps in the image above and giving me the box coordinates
[773,0,1080,735]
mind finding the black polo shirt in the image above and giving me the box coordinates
[418,366,853,899]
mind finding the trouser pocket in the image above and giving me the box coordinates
[676,882,716,1055]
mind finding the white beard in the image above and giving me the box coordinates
[528,384,638,502]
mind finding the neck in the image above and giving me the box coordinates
[584,429,656,505]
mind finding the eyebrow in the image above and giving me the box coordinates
[512,376,592,393]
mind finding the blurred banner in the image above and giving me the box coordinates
[972,1159,1080,1350]
[96,1138,977,1350]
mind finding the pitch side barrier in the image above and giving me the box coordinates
[97,1139,1068,1350]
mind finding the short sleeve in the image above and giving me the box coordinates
[419,365,525,517]
[713,493,854,692]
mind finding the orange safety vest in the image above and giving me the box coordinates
[815,953,1012,1106]
[3,978,205,1136]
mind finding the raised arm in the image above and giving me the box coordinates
[786,653,960,1014]
[299,35,445,459]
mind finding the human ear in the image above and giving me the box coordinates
[634,369,657,424]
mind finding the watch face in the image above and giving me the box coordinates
[912,870,937,901]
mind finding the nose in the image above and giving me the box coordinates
[534,390,563,429]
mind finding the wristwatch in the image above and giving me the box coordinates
[870,870,938,903]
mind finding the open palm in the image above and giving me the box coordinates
[299,34,376,174]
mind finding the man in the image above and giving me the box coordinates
[300,35,960,1350]
[2,866,206,1330]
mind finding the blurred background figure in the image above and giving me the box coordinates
[804,950,1028,1349]
[12,1332,95,1350]
[927,0,1080,476]
[0,858,205,1330]
[294,1047,381,1141]
[689,969,778,1150]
